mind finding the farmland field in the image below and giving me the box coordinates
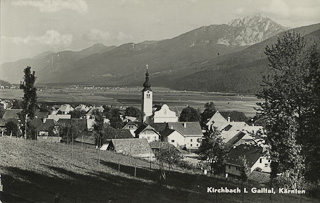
[0,87,261,117]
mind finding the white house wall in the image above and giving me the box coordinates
[167,131,185,147]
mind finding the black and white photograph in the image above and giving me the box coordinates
[0,0,320,202]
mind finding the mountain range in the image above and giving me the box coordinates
[1,14,319,93]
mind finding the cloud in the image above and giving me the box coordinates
[12,0,88,14]
[260,0,290,17]
[116,32,134,42]
[3,30,73,46]
[83,29,111,42]
[118,0,145,7]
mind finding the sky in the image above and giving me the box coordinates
[1,0,320,64]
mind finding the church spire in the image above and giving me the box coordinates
[143,64,151,91]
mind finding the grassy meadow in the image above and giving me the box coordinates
[0,137,317,203]
[0,88,260,117]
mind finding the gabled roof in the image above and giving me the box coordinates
[134,123,148,135]
[2,109,22,120]
[110,138,153,156]
[159,128,175,138]
[226,144,263,168]
[116,129,134,139]
[37,119,56,131]
[29,118,44,128]
[150,122,168,133]
[206,111,228,129]
[123,120,141,128]
[167,122,202,137]
[226,131,246,146]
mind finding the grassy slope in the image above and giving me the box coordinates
[0,137,317,203]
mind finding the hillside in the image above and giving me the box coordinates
[0,44,116,84]
[0,137,318,203]
[0,14,286,88]
[171,23,320,93]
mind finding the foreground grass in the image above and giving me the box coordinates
[0,137,317,203]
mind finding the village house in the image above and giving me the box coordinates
[122,121,141,136]
[225,144,271,177]
[58,104,74,114]
[107,138,155,160]
[100,129,134,150]
[134,123,160,142]
[167,122,203,150]
[160,128,185,148]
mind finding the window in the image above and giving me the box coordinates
[259,158,262,163]
[190,144,193,147]
[171,140,175,143]
[228,165,231,169]
[196,144,198,147]
[265,163,269,167]
[190,139,193,142]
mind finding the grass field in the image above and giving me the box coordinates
[0,136,317,203]
[0,88,261,117]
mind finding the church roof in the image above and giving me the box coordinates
[142,69,152,91]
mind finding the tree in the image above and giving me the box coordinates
[20,66,37,139]
[110,108,123,129]
[256,31,320,186]
[200,102,216,126]
[240,156,250,182]
[102,105,112,119]
[125,106,143,121]
[0,105,4,119]
[5,121,19,137]
[179,106,200,122]
[156,144,183,171]
[59,122,80,144]
[70,109,87,118]
[198,128,229,175]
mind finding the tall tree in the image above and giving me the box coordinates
[198,128,229,174]
[20,66,37,139]
[179,106,200,122]
[256,31,320,186]
[125,106,143,121]
[200,102,216,126]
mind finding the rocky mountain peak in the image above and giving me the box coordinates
[217,14,287,46]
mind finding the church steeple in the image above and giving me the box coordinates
[141,64,153,123]
[143,64,151,91]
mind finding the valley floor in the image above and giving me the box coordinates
[0,136,316,203]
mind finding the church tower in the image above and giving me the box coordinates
[142,65,153,123]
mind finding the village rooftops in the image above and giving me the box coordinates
[226,144,263,168]
[2,109,22,120]
[167,122,203,137]
[109,138,154,158]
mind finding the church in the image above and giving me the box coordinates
[141,66,178,124]
[136,66,203,150]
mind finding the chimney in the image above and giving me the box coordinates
[227,117,230,122]
[42,118,47,123]
[183,122,186,128]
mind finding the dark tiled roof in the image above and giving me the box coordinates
[2,109,22,120]
[159,128,175,138]
[37,119,56,131]
[29,118,44,128]
[134,123,148,135]
[150,123,168,133]
[116,129,134,139]
[167,122,202,137]
[111,138,153,156]
[226,144,263,168]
